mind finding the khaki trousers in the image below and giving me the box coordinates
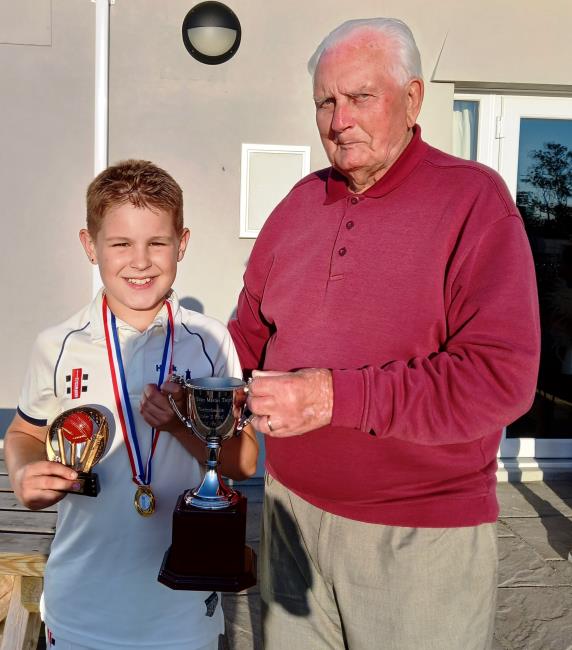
[261,473,497,650]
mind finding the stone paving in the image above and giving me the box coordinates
[221,480,572,650]
[494,480,572,650]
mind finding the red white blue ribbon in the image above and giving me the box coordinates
[102,295,175,487]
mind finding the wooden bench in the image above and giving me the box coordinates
[0,448,56,650]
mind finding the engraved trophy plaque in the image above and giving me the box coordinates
[46,406,109,497]
[158,377,256,592]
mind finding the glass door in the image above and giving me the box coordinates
[499,96,572,460]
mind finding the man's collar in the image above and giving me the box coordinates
[324,124,428,205]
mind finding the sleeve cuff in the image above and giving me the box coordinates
[16,406,48,427]
[331,369,366,430]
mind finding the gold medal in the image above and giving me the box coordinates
[134,485,155,517]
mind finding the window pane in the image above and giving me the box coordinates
[508,118,572,438]
[453,100,479,160]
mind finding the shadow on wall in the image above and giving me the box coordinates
[178,295,241,333]
[179,293,240,324]
[179,296,205,314]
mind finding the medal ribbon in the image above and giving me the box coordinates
[102,295,175,487]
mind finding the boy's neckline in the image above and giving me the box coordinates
[103,291,172,333]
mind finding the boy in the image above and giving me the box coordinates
[5,159,258,650]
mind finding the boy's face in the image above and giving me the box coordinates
[80,203,189,330]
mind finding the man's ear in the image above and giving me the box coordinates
[79,229,97,264]
[405,78,424,129]
[177,228,191,262]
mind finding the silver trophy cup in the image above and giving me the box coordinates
[160,375,257,591]
[168,376,250,510]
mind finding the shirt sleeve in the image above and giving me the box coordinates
[227,288,272,373]
[331,215,541,445]
[211,324,244,380]
[17,330,59,426]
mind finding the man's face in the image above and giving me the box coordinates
[313,35,422,192]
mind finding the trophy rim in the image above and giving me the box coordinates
[186,376,245,391]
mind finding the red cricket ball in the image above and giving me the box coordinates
[61,411,94,443]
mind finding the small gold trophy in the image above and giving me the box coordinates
[46,406,109,497]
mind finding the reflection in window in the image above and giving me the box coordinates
[453,100,478,161]
[516,119,572,239]
[508,118,572,438]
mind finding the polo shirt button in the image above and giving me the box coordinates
[346,220,354,229]
[350,197,359,205]
[338,247,347,256]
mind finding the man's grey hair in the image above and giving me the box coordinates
[307,18,423,85]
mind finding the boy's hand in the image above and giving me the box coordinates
[13,460,79,510]
[140,381,185,432]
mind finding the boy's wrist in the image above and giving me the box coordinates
[166,420,189,437]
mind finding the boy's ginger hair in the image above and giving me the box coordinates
[86,159,184,236]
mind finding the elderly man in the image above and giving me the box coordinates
[229,17,539,650]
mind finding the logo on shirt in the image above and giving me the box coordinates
[155,365,192,382]
[46,627,56,646]
[205,591,219,617]
[66,368,88,399]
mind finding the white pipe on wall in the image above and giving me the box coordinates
[94,0,110,174]
[92,0,111,295]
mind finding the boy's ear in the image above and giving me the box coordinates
[177,228,190,262]
[79,229,97,264]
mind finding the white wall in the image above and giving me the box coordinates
[0,0,94,425]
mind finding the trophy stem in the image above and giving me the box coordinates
[185,438,239,510]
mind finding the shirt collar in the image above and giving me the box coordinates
[324,124,428,205]
[90,288,182,341]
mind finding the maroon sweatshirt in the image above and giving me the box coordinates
[229,127,540,527]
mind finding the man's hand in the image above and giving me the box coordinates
[246,368,333,437]
[12,460,79,510]
[140,381,186,432]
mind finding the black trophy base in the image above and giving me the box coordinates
[159,545,256,592]
[66,471,100,497]
[158,491,257,592]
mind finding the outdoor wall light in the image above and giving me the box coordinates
[182,2,241,65]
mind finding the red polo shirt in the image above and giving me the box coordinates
[229,127,540,526]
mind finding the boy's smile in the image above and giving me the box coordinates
[80,203,189,331]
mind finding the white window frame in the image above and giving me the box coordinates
[498,95,572,200]
[454,91,572,475]
[239,143,311,238]
[453,93,500,168]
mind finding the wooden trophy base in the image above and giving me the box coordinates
[158,491,257,592]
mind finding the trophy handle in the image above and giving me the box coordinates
[236,408,254,433]
[168,393,194,429]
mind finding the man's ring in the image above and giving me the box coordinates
[267,417,274,432]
